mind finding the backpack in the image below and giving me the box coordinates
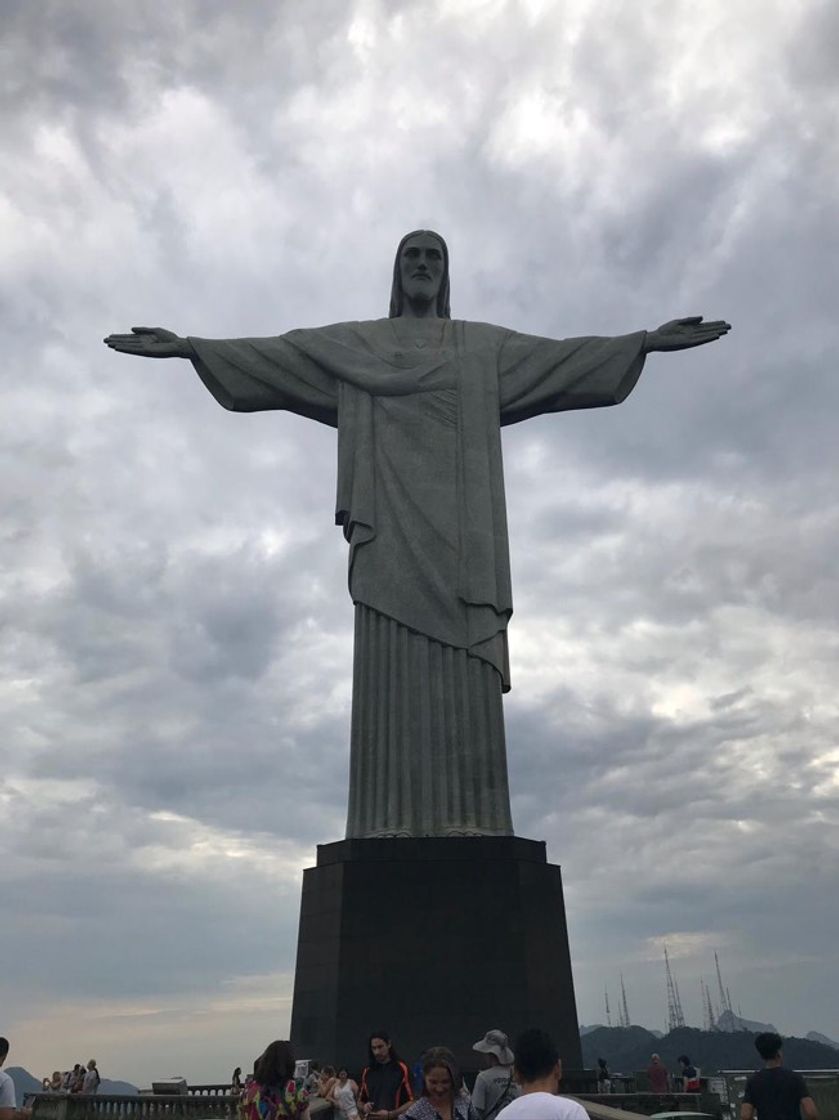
[483,1071,517,1120]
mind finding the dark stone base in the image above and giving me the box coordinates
[289,836,581,1077]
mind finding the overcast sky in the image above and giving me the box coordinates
[2,0,838,1087]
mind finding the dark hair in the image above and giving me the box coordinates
[254,1040,296,1086]
[755,1032,784,1061]
[0,1038,8,1061]
[513,1029,559,1083]
[368,1031,400,1065]
[420,1047,461,1097]
[388,230,451,319]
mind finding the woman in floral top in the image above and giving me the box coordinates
[405,1048,476,1120]
[238,1041,309,1120]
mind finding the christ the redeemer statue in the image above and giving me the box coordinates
[106,230,730,839]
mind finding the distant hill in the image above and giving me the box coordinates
[101,1079,140,1095]
[578,1025,663,1039]
[717,1009,777,1034]
[807,1031,839,1051]
[7,1069,41,1099]
[6,1069,138,1098]
[580,1026,839,1074]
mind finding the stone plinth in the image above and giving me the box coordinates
[290,836,581,1076]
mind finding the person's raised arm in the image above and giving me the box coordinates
[104,327,194,359]
[644,316,731,353]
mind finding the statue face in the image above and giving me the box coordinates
[399,232,444,307]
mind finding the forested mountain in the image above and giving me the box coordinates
[581,1026,839,1074]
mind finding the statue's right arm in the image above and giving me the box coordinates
[103,326,194,359]
[105,326,340,423]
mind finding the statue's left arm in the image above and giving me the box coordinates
[498,316,730,426]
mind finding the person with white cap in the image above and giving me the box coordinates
[471,1031,519,1120]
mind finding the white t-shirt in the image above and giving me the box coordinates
[0,1069,16,1108]
[82,1069,100,1094]
[497,1092,589,1120]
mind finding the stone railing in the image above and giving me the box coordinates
[29,1095,334,1120]
[30,1096,234,1120]
[30,1090,696,1120]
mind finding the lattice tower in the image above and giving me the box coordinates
[664,944,686,1031]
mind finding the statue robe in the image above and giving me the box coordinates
[188,319,646,837]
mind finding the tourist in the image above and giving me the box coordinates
[330,1069,361,1120]
[69,1065,85,1094]
[741,1032,819,1120]
[238,1041,309,1120]
[0,1037,32,1120]
[359,1032,413,1118]
[495,1029,588,1120]
[231,1068,243,1097]
[318,1067,337,1099]
[647,1055,669,1093]
[676,1055,699,1093]
[48,1075,63,1094]
[82,1060,100,1095]
[596,1060,610,1094]
[471,1030,518,1120]
[302,1065,320,1095]
[404,1050,474,1120]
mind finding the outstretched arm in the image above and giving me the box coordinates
[104,326,194,358]
[644,316,731,352]
[104,324,339,424]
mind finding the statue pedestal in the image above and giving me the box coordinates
[289,836,581,1076]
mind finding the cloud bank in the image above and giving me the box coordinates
[2,0,838,1084]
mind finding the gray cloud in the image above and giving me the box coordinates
[2,0,838,1082]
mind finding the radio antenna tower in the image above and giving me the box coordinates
[619,973,631,1028]
[605,986,612,1027]
[715,951,734,1016]
[700,976,717,1030]
[664,944,686,1031]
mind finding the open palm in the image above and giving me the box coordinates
[103,326,188,358]
[647,316,731,352]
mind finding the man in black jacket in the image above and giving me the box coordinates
[359,1032,413,1120]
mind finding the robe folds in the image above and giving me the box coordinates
[189,319,646,837]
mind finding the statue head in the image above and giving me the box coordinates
[389,229,451,319]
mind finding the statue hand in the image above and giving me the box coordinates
[103,326,192,358]
[645,316,731,353]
